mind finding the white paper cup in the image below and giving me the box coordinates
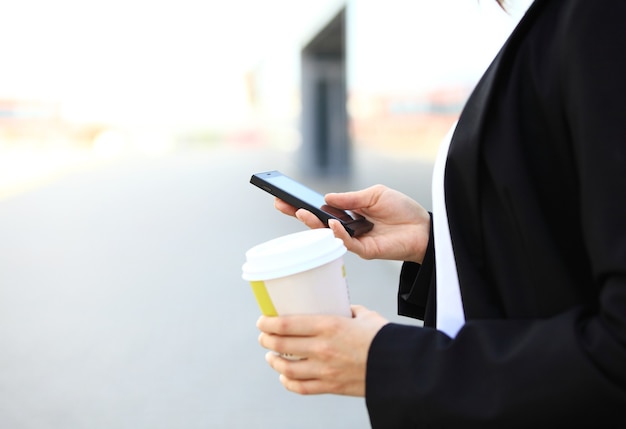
[242,228,351,319]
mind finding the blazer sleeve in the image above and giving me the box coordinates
[365,2,626,427]
[397,213,435,323]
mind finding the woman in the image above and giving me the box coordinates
[257,0,626,426]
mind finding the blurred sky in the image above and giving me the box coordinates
[0,0,531,129]
[0,0,329,127]
[0,0,535,213]
[348,0,533,93]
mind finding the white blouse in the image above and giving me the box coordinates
[431,122,466,337]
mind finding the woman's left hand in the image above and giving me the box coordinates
[257,305,389,397]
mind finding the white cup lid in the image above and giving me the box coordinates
[242,228,347,281]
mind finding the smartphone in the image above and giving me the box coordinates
[250,170,374,237]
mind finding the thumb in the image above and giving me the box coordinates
[325,189,371,211]
[350,304,369,317]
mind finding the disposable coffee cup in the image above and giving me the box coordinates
[242,228,351,319]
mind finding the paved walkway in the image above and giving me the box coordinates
[0,144,433,429]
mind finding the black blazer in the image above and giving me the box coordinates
[366,1,626,427]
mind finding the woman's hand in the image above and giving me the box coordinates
[275,185,430,263]
[257,305,388,397]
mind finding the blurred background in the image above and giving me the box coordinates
[0,0,530,428]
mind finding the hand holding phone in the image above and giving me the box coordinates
[250,170,374,237]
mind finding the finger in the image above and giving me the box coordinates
[325,186,382,211]
[328,219,357,249]
[265,354,330,395]
[349,305,389,332]
[350,304,367,317]
[259,332,296,357]
[257,314,323,336]
[259,332,314,357]
[279,374,330,395]
[324,191,362,210]
[328,219,351,241]
[265,352,317,378]
[328,219,365,255]
[294,209,326,229]
[274,198,298,216]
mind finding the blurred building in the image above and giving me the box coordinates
[0,0,529,180]
[247,0,528,176]
[0,99,105,148]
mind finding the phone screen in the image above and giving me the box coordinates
[263,174,354,222]
[266,174,326,208]
[250,170,373,236]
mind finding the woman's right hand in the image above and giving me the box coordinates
[274,185,430,264]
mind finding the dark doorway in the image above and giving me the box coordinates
[300,8,349,177]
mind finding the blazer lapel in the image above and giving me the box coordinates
[441,0,548,319]
[443,56,500,318]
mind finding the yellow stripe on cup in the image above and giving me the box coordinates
[249,281,278,316]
